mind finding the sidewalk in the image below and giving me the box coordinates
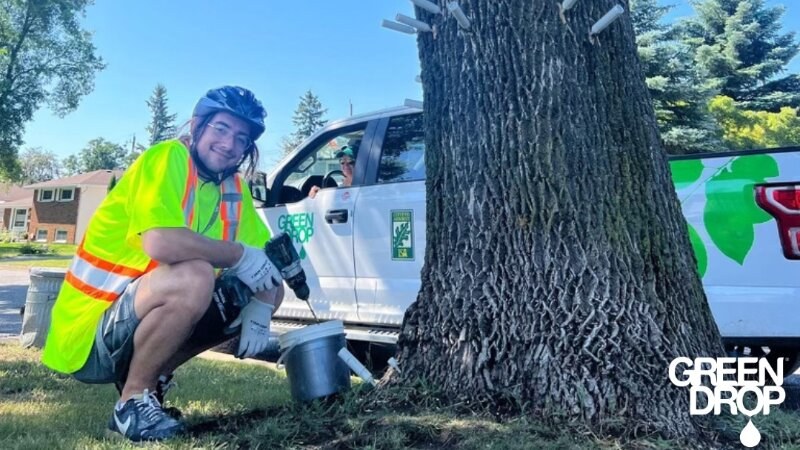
[0,268,29,338]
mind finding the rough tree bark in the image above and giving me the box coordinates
[392,0,724,438]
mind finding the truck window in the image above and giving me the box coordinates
[279,128,366,202]
[377,114,425,183]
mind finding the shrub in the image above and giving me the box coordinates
[18,243,54,255]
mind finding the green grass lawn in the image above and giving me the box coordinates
[4,343,800,449]
[0,243,75,270]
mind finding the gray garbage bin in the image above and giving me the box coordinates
[19,267,66,349]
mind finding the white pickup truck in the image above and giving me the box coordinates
[252,106,800,366]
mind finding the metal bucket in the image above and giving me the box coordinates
[278,320,351,402]
[19,267,66,348]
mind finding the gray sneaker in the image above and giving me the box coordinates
[108,389,185,442]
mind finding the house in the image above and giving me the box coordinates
[0,183,33,240]
[23,170,124,244]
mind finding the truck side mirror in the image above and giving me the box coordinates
[248,171,269,204]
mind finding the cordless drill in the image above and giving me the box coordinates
[201,232,311,349]
[263,232,310,301]
[214,231,310,321]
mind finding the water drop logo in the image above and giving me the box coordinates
[669,357,785,447]
[740,419,761,448]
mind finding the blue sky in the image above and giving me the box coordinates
[21,1,800,172]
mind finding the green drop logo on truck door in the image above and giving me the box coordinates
[391,210,414,261]
[670,154,779,277]
[277,213,315,259]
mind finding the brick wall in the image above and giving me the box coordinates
[30,188,80,243]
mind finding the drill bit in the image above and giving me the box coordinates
[305,299,320,322]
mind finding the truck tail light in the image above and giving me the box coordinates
[755,184,800,259]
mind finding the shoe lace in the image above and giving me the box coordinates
[138,389,167,423]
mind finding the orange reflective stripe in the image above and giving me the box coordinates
[64,271,119,302]
[76,245,146,278]
[182,157,197,227]
[144,259,159,272]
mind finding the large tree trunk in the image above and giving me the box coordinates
[393,0,724,438]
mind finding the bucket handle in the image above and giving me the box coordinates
[275,344,295,370]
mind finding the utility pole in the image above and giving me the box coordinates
[349,99,353,117]
[130,134,137,153]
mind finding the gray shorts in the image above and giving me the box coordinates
[71,274,244,385]
[73,278,142,384]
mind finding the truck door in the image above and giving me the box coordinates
[260,123,372,322]
[353,113,426,325]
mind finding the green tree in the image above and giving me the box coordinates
[682,0,800,110]
[291,90,327,144]
[61,154,81,176]
[393,0,723,439]
[18,147,60,183]
[631,0,722,154]
[146,83,177,146]
[77,138,127,171]
[709,95,800,148]
[0,0,105,180]
[107,173,117,193]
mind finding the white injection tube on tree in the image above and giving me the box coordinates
[396,13,432,33]
[381,19,416,34]
[591,4,624,35]
[338,348,377,386]
[410,0,442,15]
[562,0,579,11]
[446,2,471,29]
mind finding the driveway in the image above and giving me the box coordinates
[0,268,29,338]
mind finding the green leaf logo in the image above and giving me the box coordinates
[671,159,704,190]
[703,155,779,265]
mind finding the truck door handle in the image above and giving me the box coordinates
[325,209,348,224]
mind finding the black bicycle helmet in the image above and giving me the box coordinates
[193,86,267,140]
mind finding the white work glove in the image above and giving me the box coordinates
[230,300,275,359]
[231,244,281,293]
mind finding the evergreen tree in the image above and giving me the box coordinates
[146,84,178,146]
[631,0,722,154]
[107,174,117,193]
[682,0,800,110]
[291,91,327,143]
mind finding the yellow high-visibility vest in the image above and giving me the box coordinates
[42,140,266,373]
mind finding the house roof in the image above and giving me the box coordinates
[24,169,125,189]
[0,183,32,204]
[0,197,33,208]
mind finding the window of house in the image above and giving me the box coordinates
[55,229,68,243]
[13,209,27,228]
[58,188,74,201]
[38,189,55,202]
[377,113,426,183]
[35,229,47,242]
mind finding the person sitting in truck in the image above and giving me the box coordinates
[41,86,285,443]
[308,145,356,198]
